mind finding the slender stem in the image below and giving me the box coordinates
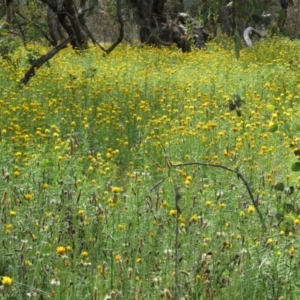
[147,176,168,193]
[174,185,181,300]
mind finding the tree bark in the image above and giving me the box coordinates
[279,0,288,29]
[130,0,167,45]
[47,5,64,46]
[130,0,206,51]
[218,6,231,35]
[62,0,88,47]
[296,0,300,37]
[41,0,87,49]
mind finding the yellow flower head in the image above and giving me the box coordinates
[2,276,12,286]
[169,209,177,216]
[81,251,89,258]
[56,246,66,255]
[190,214,198,222]
[247,205,255,213]
[115,254,122,261]
[25,193,34,200]
[118,224,125,230]
[78,209,85,216]
[112,186,121,193]
[42,183,49,190]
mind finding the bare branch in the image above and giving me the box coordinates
[171,161,235,173]
[104,0,124,54]
[150,160,267,232]
[15,11,53,45]
[147,176,168,193]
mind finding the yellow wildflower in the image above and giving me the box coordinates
[1,276,12,286]
[56,246,66,255]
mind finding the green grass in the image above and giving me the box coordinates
[0,37,300,299]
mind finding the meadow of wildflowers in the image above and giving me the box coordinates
[1,37,300,299]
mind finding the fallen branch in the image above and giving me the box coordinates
[243,27,265,47]
[19,36,72,85]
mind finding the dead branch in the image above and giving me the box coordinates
[103,0,124,55]
[243,27,265,47]
[19,36,72,85]
[149,160,267,232]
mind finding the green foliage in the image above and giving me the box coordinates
[233,0,262,22]
[269,122,278,132]
[234,34,242,59]
[291,162,300,171]
[274,182,285,191]
[0,36,20,68]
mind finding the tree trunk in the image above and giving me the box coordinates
[218,6,231,35]
[0,0,14,59]
[41,0,88,49]
[0,0,13,33]
[130,0,167,45]
[130,0,206,51]
[296,0,300,37]
[62,0,88,47]
[47,6,64,46]
[279,0,288,30]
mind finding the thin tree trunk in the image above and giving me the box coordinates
[62,0,88,47]
[296,0,300,37]
[41,0,85,49]
[78,0,124,54]
[218,6,231,35]
[130,0,167,45]
[105,0,124,54]
[0,0,13,33]
[47,6,64,45]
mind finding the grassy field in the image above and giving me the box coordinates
[1,37,300,299]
